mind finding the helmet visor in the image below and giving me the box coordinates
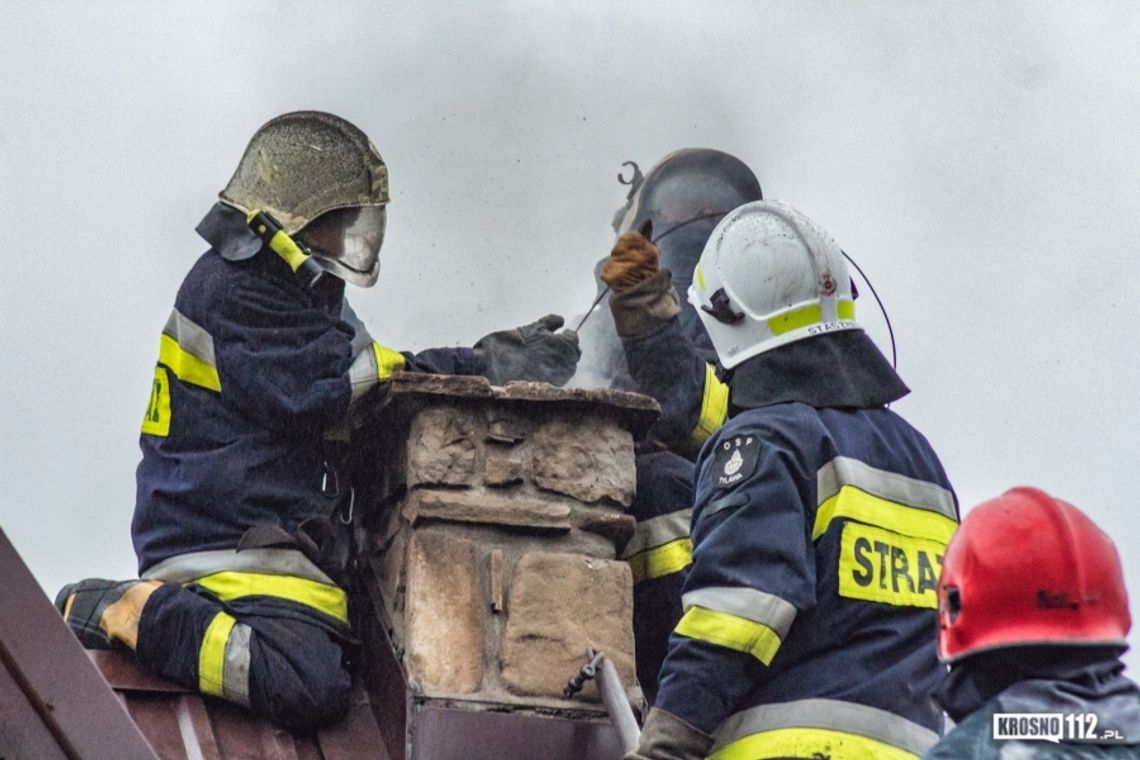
[299,205,387,287]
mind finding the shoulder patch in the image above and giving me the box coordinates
[712,434,760,489]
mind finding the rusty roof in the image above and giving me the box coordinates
[0,528,157,760]
[89,651,389,760]
[0,529,391,760]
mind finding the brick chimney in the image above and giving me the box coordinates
[350,373,658,759]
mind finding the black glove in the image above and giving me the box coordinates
[473,314,581,387]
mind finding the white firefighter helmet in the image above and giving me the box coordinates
[688,200,859,369]
[220,111,390,287]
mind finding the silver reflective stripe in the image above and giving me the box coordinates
[164,308,217,367]
[141,548,335,585]
[621,509,693,558]
[682,586,797,639]
[222,622,252,707]
[817,457,957,520]
[348,343,379,401]
[341,300,375,357]
[712,698,940,755]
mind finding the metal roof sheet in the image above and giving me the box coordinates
[0,528,158,760]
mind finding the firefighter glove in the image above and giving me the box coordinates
[473,314,581,387]
[602,232,661,293]
[608,269,682,337]
[624,708,714,760]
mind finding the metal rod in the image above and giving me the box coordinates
[574,286,611,332]
[595,653,641,754]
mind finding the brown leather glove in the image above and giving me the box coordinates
[608,269,682,337]
[624,707,714,760]
[602,232,661,293]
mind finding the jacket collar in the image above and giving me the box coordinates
[195,202,264,262]
[194,201,346,306]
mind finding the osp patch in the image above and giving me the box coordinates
[713,434,760,489]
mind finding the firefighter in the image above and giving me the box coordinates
[629,200,958,760]
[580,149,763,701]
[55,111,580,731]
[924,487,1139,759]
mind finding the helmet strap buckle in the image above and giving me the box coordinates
[701,288,745,324]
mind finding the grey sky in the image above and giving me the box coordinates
[2,2,1138,674]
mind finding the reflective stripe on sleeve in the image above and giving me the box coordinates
[673,605,783,665]
[625,538,692,583]
[712,727,920,760]
[198,611,237,698]
[710,698,939,760]
[681,586,797,640]
[688,363,729,449]
[622,509,694,583]
[348,342,379,400]
[349,341,405,401]
[622,509,692,558]
[373,343,406,380]
[159,309,221,392]
[193,571,348,623]
[222,621,252,707]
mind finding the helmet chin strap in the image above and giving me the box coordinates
[650,211,729,245]
[840,250,897,370]
[246,210,325,288]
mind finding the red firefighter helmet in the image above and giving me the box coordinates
[937,486,1130,662]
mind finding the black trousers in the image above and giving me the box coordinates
[134,581,352,732]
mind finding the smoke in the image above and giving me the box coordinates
[2,1,1139,674]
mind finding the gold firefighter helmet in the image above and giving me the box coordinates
[221,111,389,235]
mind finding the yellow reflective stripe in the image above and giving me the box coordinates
[689,363,729,449]
[767,300,855,336]
[626,537,692,583]
[622,510,692,559]
[813,485,958,544]
[193,571,348,623]
[710,727,918,760]
[768,303,822,336]
[372,342,406,380]
[158,334,221,392]
[816,457,957,522]
[198,611,237,698]
[141,366,172,437]
[712,698,938,757]
[694,262,706,291]
[674,605,782,664]
[682,586,797,639]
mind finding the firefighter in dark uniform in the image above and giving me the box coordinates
[576,149,762,701]
[628,200,959,760]
[56,111,580,731]
[924,487,1139,759]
